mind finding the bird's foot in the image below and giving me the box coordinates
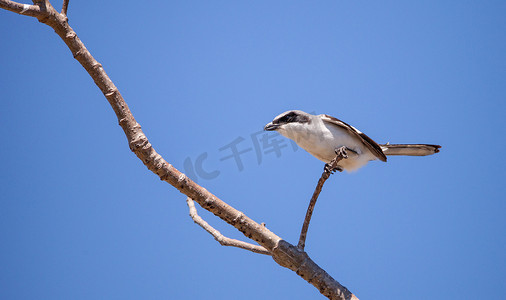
[335,146,360,158]
[323,146,351,174]
[324,163,343,174]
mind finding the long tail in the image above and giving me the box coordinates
[380,144,441,156]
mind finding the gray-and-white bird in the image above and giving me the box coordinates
[264,110,440,172]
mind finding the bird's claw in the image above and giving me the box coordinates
[323,146,350,174]
[324,163,343,174]
[334,146,349,159]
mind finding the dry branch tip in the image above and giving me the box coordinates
[186,197,271,255]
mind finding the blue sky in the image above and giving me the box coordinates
[1,1,505,299]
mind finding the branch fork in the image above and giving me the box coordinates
[186,197,270,255]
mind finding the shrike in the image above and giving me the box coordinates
[264,110,440,172]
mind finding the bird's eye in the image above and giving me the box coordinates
[276,113,296,124]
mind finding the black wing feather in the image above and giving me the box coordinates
[321,114,387,162]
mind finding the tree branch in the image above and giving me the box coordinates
[0,0,43,17]
[61,0,68,16]
[187,197,271,255]
[1,3,359,299]
[298,147,348,250]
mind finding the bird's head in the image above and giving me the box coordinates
[264,110,312,139]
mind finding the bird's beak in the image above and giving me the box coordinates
[264,122,279,131]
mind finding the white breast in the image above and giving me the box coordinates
[279,118,377,171]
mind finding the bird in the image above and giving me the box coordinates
[264,110,440,172]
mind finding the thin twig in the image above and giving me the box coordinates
[187,197,271,255]
[61,0,69,16]
[298,147,348,250]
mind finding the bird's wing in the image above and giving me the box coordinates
[321,114,387,162]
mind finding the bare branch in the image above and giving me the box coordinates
[298,147,348,250]
[0,5,359,300]
[187,197,271,255]
[61,0,68,16]
[0,0,44,17]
